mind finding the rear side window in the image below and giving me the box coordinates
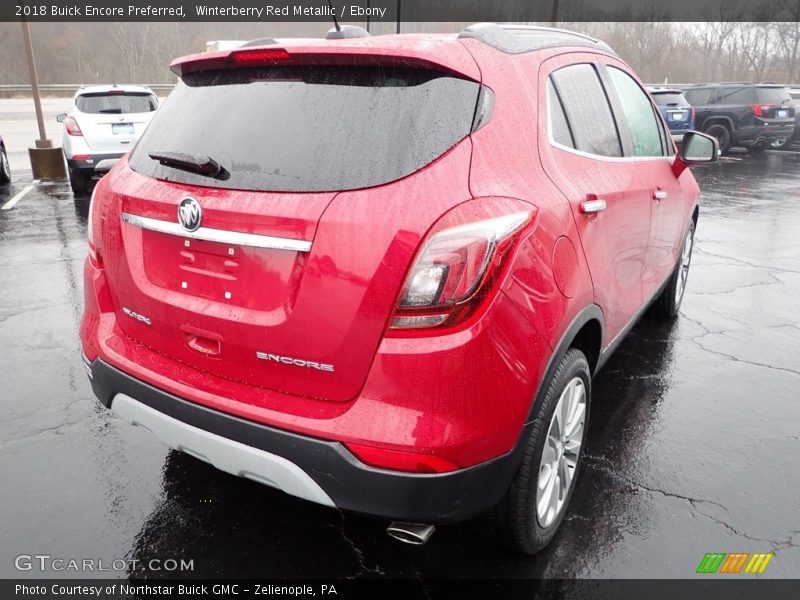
[548,64,622,157]
[684,88,714,105]
[129,66,481,192]
[607,67,665,157]
[756,87,791,103]
[76,92,158,114]
[715,87,756,103]
[651,92,690,107]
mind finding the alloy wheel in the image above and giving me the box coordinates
[536,376,586,528]
[675,226,694,306]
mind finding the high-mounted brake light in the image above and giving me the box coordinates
[390,211,533,331]
[229,48,292,64]
[64,115,83,136]
[171,48,293,76]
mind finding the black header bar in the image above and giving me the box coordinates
[3,0,800,22]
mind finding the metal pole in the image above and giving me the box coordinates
[550,0,560,27]
[20,19,51,148]
[396,0,401,34]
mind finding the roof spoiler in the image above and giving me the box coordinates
[170,46,480,81]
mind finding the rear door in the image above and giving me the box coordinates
[684,87,716,130]
[538,56,650,342]
[74,91,158,152]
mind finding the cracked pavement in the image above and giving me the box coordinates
[1,148,799,579]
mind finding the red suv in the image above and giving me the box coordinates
[80,24,716,554]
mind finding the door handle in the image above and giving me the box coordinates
[653,190,668,200]
[581,199,607,214]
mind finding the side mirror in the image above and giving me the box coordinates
[681,131,717,162]
[673,131,717,177]
[56,113,67,123]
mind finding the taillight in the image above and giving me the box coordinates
[750,103,773,117]
[390,210,533,332]
[64,115,83,136]
[87,185,102,268]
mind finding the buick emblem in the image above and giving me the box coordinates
[177,197,202,232]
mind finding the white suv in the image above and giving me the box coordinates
[57,85,159,195]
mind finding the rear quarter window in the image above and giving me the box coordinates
[129,65,482,192]
[756,87,791,103]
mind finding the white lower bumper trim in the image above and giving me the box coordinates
[94,159,120,172]
[111,393,335,508]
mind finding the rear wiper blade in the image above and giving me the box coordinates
[148,151,229,180]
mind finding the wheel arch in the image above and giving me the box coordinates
[702,116,734,132]
[524,304,604,424]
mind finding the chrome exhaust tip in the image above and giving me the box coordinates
[386,522,436,545]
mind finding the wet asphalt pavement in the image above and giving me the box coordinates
[1,149,799,580]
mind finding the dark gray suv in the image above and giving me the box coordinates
[684,83,795,154]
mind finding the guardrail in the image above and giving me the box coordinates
[0,84,175,98]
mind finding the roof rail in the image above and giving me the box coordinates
[457,23,614,55]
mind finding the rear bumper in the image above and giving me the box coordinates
[732,123,795,145]
[67,153,125,173]
[85,356,524,523]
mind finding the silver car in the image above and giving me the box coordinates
[57,85,159,195]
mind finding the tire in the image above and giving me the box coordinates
[651,220,695,319]
[0,146,10,184]
[490,348,591,554]
[746,143,766,154]
[69,169,89,196]
[703,123,731,155]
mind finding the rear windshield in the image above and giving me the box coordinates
[76,92,158,114]
[756,87,791,104]
[128,65,481,192]
[651,92,690,107]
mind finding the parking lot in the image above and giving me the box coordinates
[1,101,799,579]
